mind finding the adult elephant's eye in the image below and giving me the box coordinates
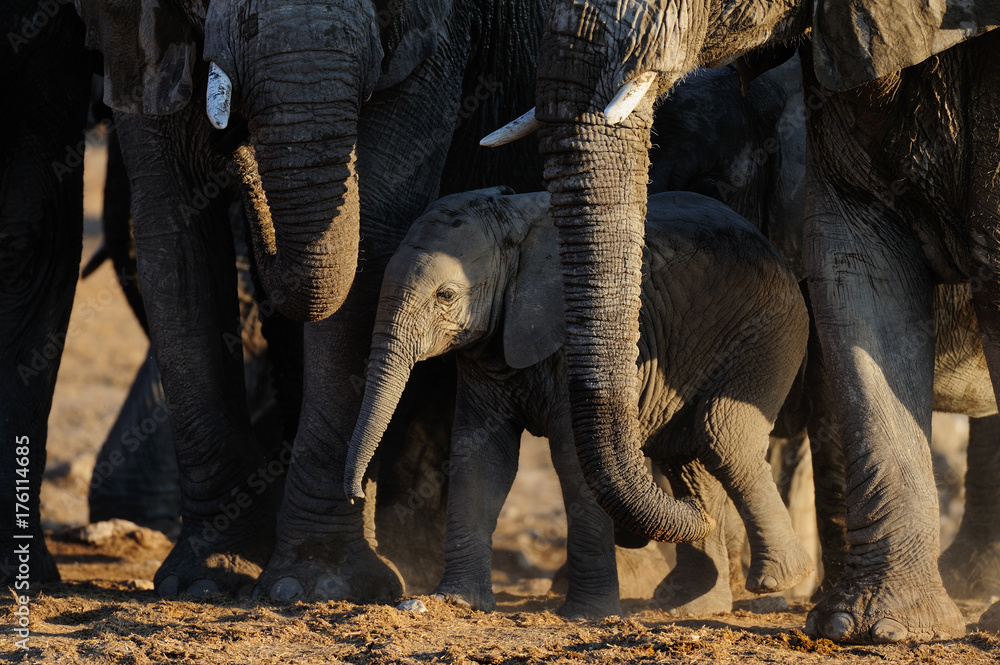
[436,287,458,304]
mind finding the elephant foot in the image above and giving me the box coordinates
[558,591,622,620]
[939,537,1000,600]
[254,539,403,603]
[0,528,60,587]
[806,571,966,643]
[979,600,1000,633]
[431,580,495,612]
[745,539,813,594]
[154,522,272,599]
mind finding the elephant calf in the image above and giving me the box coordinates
[344,188,813,618]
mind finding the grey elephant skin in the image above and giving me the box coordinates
[530,0,1000,643]
[73,0,546,601]
[0,0,94,587]
[646,57,1000,612]
[344,188,813,618]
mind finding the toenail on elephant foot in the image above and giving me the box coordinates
[270,577,304,601]
[808,573,966,643]
[821,612,855,640]
[758,576,778,592]
[871,618,908,643]
[314,575,350,600]
[157,575,180,599]
[187,579,220,596]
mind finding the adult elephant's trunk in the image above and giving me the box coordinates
[536,6,713,543]
[205,0,381,324]
[234,87,361,322]
[344,322,419,500]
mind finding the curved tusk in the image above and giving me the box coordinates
[206,62,232,130]
[479,108,538,147]
[604,71,658,126]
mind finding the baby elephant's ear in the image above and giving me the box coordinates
[503,208,564,369]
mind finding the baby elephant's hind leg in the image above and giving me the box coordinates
[699,396,813,594]
[653,460,734,615]
[548,431,621,619]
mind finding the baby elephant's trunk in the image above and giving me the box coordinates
[344,333,417,500]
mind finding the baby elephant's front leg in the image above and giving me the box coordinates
[433,413,521,612]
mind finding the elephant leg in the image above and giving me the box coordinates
[115,107,276,598]
[548,421,620,618]
[432,395,521,613]
[254,279,407,603]
[939,414,1000,599]
[803,322,848,599]
[950,116,1000,602]
[653,460,733,616]
[88,353,181,536]
[700,397,813,596]
[803,196,964,642]
[0,7,90,587]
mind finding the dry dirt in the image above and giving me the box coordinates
[3,137,999,664]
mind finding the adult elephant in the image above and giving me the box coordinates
[0,1,94,586]
[75,0,544,600]
[644,58,1000,610]
[484,0,1000,644]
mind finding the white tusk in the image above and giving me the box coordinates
[206,62,232,130]
[604,71,658,126]
[479,108,538,147]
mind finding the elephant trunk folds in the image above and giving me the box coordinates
[344,324,418,500]
[234,128,360,323]
[537,77,714,544]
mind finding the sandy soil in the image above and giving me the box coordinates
[3,137,999,664]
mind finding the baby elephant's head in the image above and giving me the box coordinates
[344,187,562,500]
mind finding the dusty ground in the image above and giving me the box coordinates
[3,136,999,664]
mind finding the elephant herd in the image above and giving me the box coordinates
[5,0,1000,647]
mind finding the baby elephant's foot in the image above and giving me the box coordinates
[432,580,495,612]
[806,573,965,643]
[979,600,1000,633]
[939,537,1000,600]
[558,587,622,620]
[745,540,813,594]
[254,541,403,603]
[653,570,732,616]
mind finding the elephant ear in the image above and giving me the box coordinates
[75,0,198,114]
[812,0,1000,91]
[503,207,565,370]
[731,43,797,95]
[371,0,455,92]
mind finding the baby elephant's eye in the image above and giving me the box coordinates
[436,287,458,304]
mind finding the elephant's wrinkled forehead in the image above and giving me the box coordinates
[403,193,510,253]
